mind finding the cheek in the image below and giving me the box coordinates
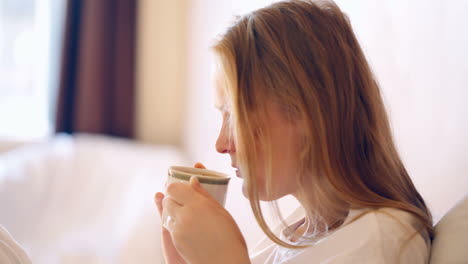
[243,134,300,200]
[273,167,297,195]
[241,163,298,201]
[250,167,294,201]
[268,147,301,197]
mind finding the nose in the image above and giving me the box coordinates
[216,121,235,154]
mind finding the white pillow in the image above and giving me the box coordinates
[430,194,468,263]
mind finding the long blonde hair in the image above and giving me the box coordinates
[212,0,433,249]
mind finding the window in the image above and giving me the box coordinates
[0,0,65,139]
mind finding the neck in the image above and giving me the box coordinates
[292,188,350,236]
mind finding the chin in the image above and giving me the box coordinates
[242,184,249,198]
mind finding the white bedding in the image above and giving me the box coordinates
[0,133,187,264]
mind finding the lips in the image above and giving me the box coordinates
[235,169,244,178]
[232,164,242,178]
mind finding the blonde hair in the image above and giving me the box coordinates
[212,0,433,250]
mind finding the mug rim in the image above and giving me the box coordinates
[168,166,230,185]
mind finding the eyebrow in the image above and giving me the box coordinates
[214,102,222,111]
[214,104,226,113]
[214,102,231,113]
[214,95,226,111]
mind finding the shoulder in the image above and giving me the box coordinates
[290,208,429,263]
[250,207,430,264]
[328,207,430,263]
[364,207,430,248]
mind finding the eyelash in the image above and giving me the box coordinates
[221,112,233,127]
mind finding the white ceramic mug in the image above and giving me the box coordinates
[162,166,231,230]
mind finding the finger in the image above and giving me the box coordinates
[163,196,183,220]
[165,215,177,233]
[189,176,211,198]
[154,192,165,216]
[194,162,206,169]
[166,182,197,205]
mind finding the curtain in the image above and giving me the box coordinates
[55,0,137,138]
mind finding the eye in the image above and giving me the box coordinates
[222,111,231,123]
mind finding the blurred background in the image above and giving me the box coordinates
[0,0,467,263]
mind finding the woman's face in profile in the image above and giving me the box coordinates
[214,71,304,201]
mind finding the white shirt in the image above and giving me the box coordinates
[0,224,31,264]
[250,207,430,264]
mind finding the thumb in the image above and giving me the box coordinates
[194,162,206,169]
[154,192,165,217]
[189,176,211,198]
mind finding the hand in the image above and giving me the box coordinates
[154,163,250,264]
[155,194,187,264]
[154,163,206,264]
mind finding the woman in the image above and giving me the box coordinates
[154,0,433,263]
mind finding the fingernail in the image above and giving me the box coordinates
[155,192,163,202]
[190,176,199,185]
